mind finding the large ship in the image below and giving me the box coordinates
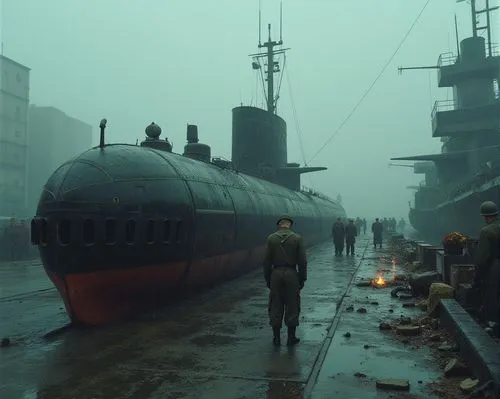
[30,20,346,326]
[391,0,500,240]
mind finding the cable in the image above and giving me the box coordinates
[308,0,433,164]
[285,59,308,166]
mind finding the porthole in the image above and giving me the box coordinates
[125,219,135,244]
[175,221,183,243]
[146,220,155,244]
[83,219,94,245]
[163,220,171,243]
[58,220,71,245]
[105,218,116,245]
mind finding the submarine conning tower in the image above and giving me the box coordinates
[140,122,173,152]
[230,21,327,191]
[183,124,211,163]
[231,106,287,180]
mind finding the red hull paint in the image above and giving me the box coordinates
[48,246,266,325]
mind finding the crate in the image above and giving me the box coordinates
[450,264,475,291]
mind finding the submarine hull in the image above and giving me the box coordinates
[32,144,346,325]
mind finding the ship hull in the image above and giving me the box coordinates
[44,248,265,325]
[32,144,345,325]
[409,178,500,240]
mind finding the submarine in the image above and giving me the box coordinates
[30,23,346,325]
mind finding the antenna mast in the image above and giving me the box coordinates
[249,2,289,114]
[459,0,498,56]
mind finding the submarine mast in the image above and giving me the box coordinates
[249,2,289,114]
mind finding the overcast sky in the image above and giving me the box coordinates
[1,0,498,219]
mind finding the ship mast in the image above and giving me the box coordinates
[459,0,498,56]
[249,2,289,114]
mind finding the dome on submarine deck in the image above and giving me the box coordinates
[42,145,181,196]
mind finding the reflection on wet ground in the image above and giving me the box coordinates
[1,235,441,398]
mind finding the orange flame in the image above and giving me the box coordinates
[374,274,386,286]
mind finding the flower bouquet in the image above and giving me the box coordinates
[442,231,468,255]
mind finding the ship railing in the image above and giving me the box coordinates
[437,44,500,67]
[300,185,334,202]
[437,51,457,67]
[431,99,457,119]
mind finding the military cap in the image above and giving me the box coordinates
[277,214,294,225]
[480,201,498,216]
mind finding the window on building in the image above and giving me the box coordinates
[15,106,20,121]
[104,218,116,245]
[125,219,135,244]
[16,73,21,83]
[146,220,155,244]
[83,219,94,245]
[163,219,171,243]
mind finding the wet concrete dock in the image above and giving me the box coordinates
[1,235,442,398]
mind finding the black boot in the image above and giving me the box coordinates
[272,327,281,346]
[287,326,300,346]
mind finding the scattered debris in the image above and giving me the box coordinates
[438,344,459,352]
[402,302,416,308]
[459,378,479,392]
[1,338,11,347]
[343,332,351,338]
[375,379,410,391]
[356,307,367,314]
[443,358,469,377]
[370,301,379,305]
[396,325,421,336]
[345,305,354,312]
[379,322,392,331]
[356,279,372,287]
[410,271,442,296]
[354,372,367,378]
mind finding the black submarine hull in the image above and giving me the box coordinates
[32,144,346,325]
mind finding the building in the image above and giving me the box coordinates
[27,106,93,216]
[0,55,30,217]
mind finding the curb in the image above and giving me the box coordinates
[439,298,500,395]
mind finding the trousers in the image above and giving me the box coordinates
[268,267,301,328]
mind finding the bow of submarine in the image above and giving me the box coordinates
[31,144,345,325]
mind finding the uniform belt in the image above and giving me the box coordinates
[273,264,295,269]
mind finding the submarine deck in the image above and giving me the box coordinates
[1,235,441,398]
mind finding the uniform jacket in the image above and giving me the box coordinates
[475,218,500,281]
[263,228,307,284]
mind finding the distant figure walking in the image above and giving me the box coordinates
[263,215,307,346]
[345,219,357,256]
[332,217,345,256]
[372,218,383,249]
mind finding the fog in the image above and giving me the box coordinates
[1,0,498,219]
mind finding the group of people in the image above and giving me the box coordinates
[261,202,500,346]
[331,218,360,256]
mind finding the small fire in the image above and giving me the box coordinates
[373,274,386,287]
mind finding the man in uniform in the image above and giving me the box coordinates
[332,217,345,256]
[345,219,357,256]
[475,201,500,336]
[263,215,307,346]
[372,218,383,249]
